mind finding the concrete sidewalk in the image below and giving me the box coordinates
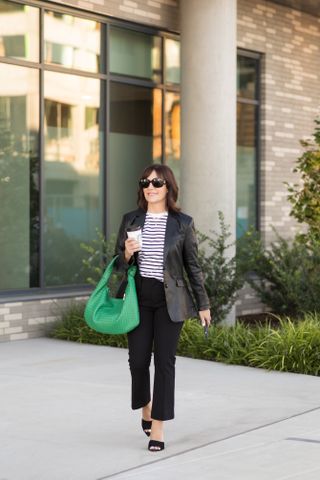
[0,338,320,480]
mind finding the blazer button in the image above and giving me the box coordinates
[164,283,168,288]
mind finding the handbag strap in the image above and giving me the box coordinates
[102,255,137,284]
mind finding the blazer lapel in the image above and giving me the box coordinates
[130,209,146,264]
[163,212,180,264]
[129,208,146,229]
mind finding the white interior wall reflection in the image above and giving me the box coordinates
[165,39,180,84]
[0,2,39,61]
[44,11,100,72]
[44,71,102,286]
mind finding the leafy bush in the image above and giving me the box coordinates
[286,117,320,239]
[197,211,246,323]
[49,305,320,376]
[81,230,117,286]
[50,301,128,348]
[246,314,320,375]
[237,227,320,316]
[81,231,126,296]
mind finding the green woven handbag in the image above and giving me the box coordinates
[84,255,140,334]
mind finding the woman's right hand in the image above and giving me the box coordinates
[124,238,141,262]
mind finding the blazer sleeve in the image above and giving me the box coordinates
[114,214,134,271]
[182,219,210,311]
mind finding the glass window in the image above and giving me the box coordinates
[237,102,258,238]
[0,63,39,290]
[44,11,101,73]
[44,71,103,286]
[237,56,258,99]
[110,27,161,82]
[165,92,180,186]
[165,38,180,84]
[237,54,259,237]
[109,82,162,233]
[0,1,39,62]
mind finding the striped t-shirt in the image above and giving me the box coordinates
[138,211,168,282]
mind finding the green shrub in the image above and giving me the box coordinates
[237,227,320,316]
[286,117,320,239]
[80,230,117,286]
[81,230,126,296]
[246,314,320,375]
[50,301,128,348]
[49,305,320,376]
[197,211,246,323]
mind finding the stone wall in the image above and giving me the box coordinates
[0,297,87,342]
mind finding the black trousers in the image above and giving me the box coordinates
[127,274,183,421]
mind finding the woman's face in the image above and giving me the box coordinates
[143,170,168,208]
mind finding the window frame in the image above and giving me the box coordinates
[237,49,261,235]
[0,0,180,300]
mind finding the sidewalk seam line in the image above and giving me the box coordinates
[96,404,320,480]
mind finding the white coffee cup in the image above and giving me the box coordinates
[127,226,142,249]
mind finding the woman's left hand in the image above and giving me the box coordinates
[199,309,211,327]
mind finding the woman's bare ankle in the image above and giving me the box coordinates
[150,419,164,441]
[142,401,152,421]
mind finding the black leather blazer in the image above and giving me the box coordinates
[114,208,210,323]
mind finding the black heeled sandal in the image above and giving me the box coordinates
[148,440,165,452]
[141,419,152,437]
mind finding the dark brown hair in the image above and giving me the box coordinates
[137,164,180,212]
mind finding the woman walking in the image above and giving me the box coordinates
[114,164,211,452]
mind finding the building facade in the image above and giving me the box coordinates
[0,0,319,341]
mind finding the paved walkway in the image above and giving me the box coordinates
[0,338,320,480]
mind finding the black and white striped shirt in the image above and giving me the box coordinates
[138,211,168,282]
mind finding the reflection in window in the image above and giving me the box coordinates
[44,11,101,72]
[0,63,39,290]
[237,56,258,99]
[44,71,102,286]
[0,0,39,61]
[237,54,259,238]
[165,92,180,186]
[45,100,72,139]
[109,82,162,233]
[165,38,180,84]
[110,27,161,82]
[237,103,257,237]
[85,107,98,130]
[2,35,25,57]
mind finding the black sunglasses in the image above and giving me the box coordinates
[139,178,167,189]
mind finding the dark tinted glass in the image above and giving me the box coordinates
[110,27,161,82]
[109,82,162,233]
[237,102,257,237]
[237,56,258,99]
